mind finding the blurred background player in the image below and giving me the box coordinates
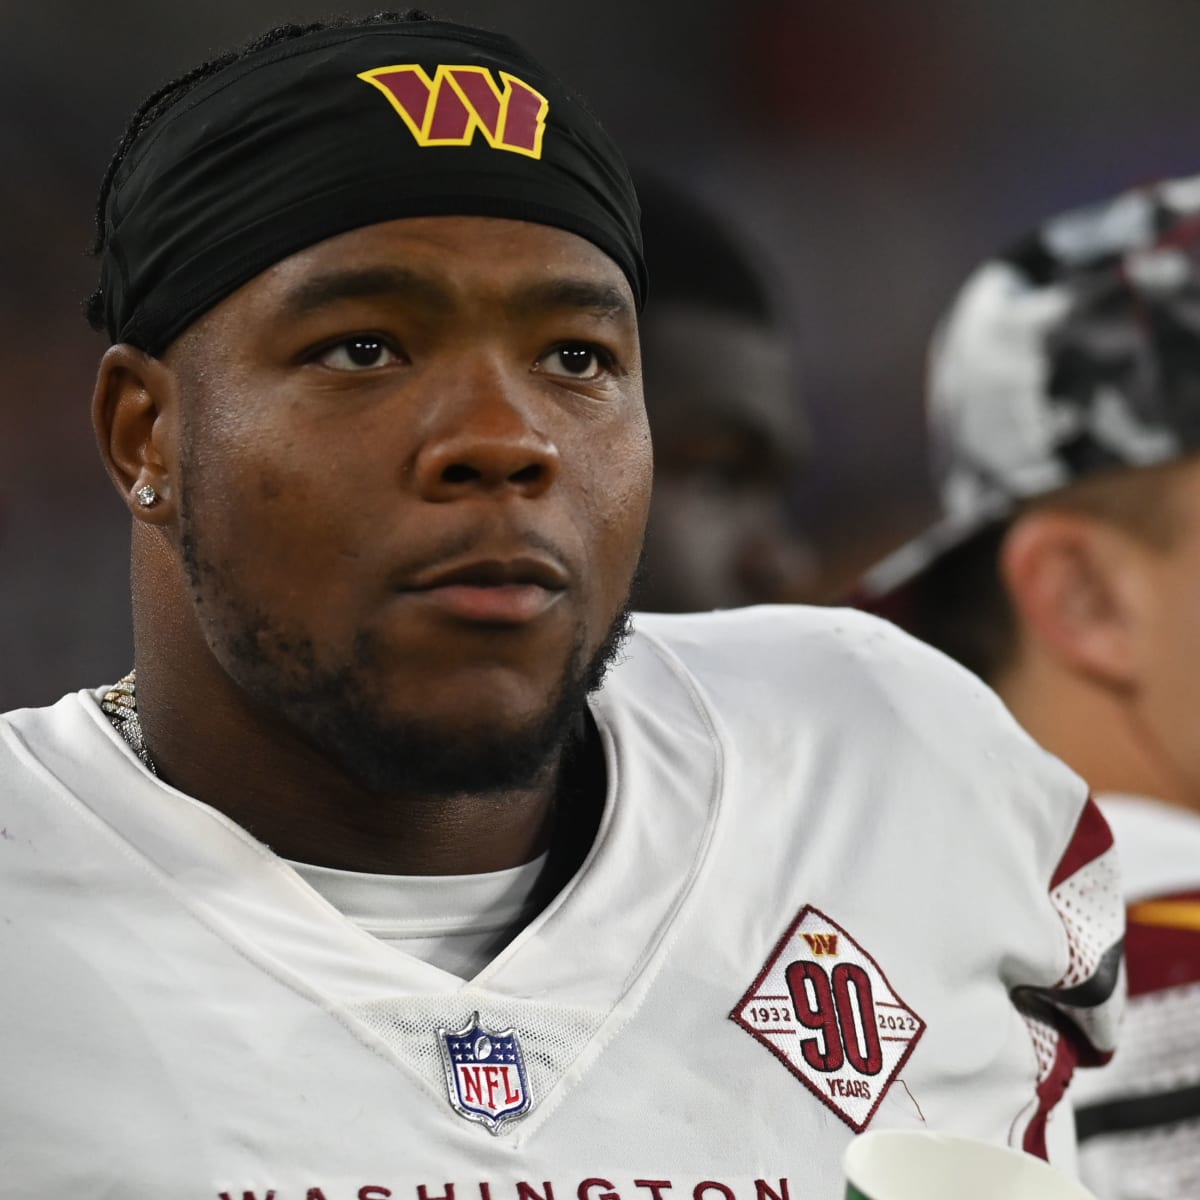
[632,173,818,611]
[858,176,1200,1198]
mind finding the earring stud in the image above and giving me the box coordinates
[135,484,159,508]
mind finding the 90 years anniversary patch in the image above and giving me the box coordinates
[730,906,925,1131]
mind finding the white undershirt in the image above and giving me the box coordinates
[287,853,550,979]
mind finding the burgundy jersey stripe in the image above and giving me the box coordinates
[1126,897,1200,996]
[1022,1032,1077,1160]
[1049,797,1114,891]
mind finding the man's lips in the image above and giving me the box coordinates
[414,582,563,623]
[397,556,569,624]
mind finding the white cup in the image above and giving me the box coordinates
[843,1130,1097,1200]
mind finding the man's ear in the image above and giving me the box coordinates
[999,510,1146,691]
[92,344,179,525]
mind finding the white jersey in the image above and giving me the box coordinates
[1072,795,1200,1199]
[0,607,1122,1200]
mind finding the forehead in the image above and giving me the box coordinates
[241,214,636,314]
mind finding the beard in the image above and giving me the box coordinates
[178,490,634,802]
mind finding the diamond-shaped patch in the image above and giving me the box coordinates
[730,905,925,1131]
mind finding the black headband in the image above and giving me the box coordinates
[97,20,645,353]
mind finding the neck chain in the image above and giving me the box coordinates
[100,671,159,777]
[99,671,605,891]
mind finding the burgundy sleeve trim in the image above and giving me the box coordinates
[1021,1032,1076,1159]
[1049,796,1113,891]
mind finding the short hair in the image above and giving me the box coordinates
[907,461,1188,685]
[634,172,776,326]
[84,10,432,331]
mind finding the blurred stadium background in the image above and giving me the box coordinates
[5,0,1200,708]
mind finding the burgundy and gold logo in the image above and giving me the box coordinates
[358,64,549,158]
[730,905,925,1133]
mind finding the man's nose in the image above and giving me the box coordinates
[413,364,560,502]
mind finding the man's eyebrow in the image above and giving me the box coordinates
[507,278,633,321]
[275,267,633,323]
[277,267,455,318]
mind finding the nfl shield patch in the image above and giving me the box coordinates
[438,1012,532,1134]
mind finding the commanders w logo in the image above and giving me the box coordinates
[801,932,839,956]
[358,64,549,159]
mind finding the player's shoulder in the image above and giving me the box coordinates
[0,687,114,785]
[632,603,1011,725]
[633,602,908,670]
[631,604,1086,823]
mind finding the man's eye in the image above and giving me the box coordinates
[315,337,400,371]
[536,343,611,381]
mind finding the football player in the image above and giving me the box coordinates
[0,12,1120,1197]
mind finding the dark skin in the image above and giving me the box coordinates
[92,217,651,875]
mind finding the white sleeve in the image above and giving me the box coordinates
[1012,797,1124,1159]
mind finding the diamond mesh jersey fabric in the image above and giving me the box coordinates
[0,607,1122,1198]
[1071,796,1200,1200]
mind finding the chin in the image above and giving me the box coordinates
[319,697,580,799]
[388,671,563,725]
[278,650,594,800]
